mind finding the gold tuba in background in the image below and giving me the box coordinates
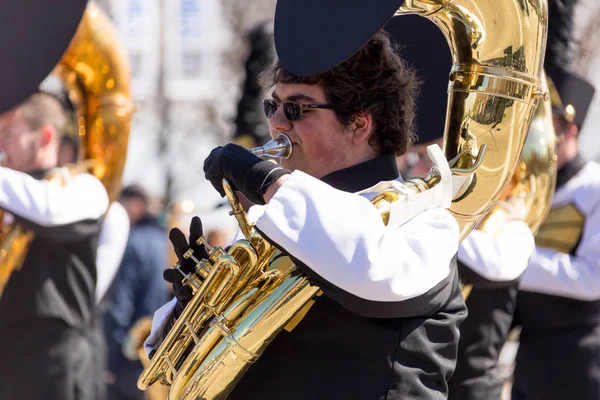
[461,71,557,299]
[479,71,557,238]
[0,0,133,299]
[138,1,548,398]
[54,0,134,203]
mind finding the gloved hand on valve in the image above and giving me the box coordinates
[162,216,209,332]
[203,143,291,205]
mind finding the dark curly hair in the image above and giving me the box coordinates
[259,30,419,155]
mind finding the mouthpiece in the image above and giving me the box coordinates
[250,134,292,159]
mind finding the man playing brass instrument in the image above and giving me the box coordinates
[0,92,109,399]
[148,27,467,399]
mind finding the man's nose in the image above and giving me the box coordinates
[268,106,293,138]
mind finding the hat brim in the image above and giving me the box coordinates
[274,0,403,76]
[0,0,88,114]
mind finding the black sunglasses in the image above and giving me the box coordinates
[263,99,332,121]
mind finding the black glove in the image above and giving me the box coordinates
[203,143,291,205]
[162,216,209,329]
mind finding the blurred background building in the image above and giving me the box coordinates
[99,0,277,239]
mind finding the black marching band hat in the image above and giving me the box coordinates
[0,0,88,114]
[274,0,403,76]
[546,64,596,130]
[385,15,452,145]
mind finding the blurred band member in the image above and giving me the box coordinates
[0,92,109,399]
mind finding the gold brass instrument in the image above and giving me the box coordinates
[55,0,134,203]
[477,71,557,239]
[139,1,548,398]
[460,71,557,299]
[389,0,549,240]
[0,1,133,299]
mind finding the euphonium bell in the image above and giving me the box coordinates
[392,0,549,240]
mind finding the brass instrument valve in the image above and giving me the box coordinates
[174,263,202,293]
[171,235,219,293]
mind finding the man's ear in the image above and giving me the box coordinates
[40,124,55,147]
[351,111,373,145]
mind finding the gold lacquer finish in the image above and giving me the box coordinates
[139,0,549,397]
[0,2,133,298]
[55,1,135,203]
[477,71,557,238]
[138,178,320,399]
[397,0,548,239]
[461,71,556,299]
[521,72,557,234]
[0,213,35,298]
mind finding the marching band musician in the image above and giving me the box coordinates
[511,65,599,400]
[0,92,109,399]
[147,11,468,400]
[387,17,536,398]
[0,2,113,399]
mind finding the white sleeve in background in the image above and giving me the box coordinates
[0,166,108,226]
[520,201,600,300]
[458,220,535,282]
[144,297,177,356]
[252,170,459,304]
[95,201,130,303]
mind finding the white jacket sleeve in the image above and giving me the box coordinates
[252,171,460,317]
[520,201,600,301]
[0,166,108,227]
[458,220,535,284]
[95,202,130,303]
